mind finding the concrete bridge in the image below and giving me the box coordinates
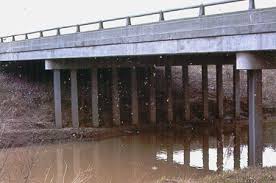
[0,0,276,166]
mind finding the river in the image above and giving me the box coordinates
[0,123,275,183]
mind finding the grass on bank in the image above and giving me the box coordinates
[157,167,276,183]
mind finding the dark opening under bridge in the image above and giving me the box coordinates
[0,0,276,167]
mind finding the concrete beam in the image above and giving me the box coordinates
[91,68,99,127]
[131,67,139,126]
[216,65,224,119]
[166,64,173,124]
[71,69,79,128]
[202,65,208,120]
[183,65,190,121]
[236,52,276,70]
[112,66,120,126]
[149,67,156,124]
[45,56,235,70]
[53,70,62,128]
[247,70,263,166]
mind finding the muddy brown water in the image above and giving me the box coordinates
[0,123,275,183]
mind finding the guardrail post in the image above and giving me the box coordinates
[12,36,15,41]
[99,21,104,29]
[249,0,255,10]
[57,28,61,35]
[199,4,205,16]
[76,25,81,32]
[159,11,164,21]
[0,38,3,43]
[126,17,131,26]
[39,31,43,38]
[25,34,28,40]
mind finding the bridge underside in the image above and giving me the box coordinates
[44,51,276,166]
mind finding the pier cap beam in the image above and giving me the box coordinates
[236,52,276,70]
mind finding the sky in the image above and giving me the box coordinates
[0,0,276,37]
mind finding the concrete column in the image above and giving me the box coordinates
[54,70,62,128]
[249,0,255,10]
[56,147,63,183]
[112,66,120,126]
[166,64,173,124]
[203,129,209,170]
[202,65,209,120]
[234,122,241,169]
[73,144,81,176]
[216,65,224,119]
[247,70,263,167]
[233,66,241,119]
[71,69,79,128]
[216,120,224,172]
[182,65,190,121]
[91,68,99,127]
[131,67,139,126]
[167,144,174,164]
[184,142,190,165]
[149,67,156,124]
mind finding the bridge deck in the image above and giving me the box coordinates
[0,7,276,61]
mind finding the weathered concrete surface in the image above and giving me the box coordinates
[0,8,276,61]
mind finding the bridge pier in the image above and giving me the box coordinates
[202,65,209,120]
[71,69,79,128]
[149,66,156,124]
[54,70,62,128]
[236,52,266,166]
[216,65,224,119]
[182,64,190,121]
[166,64,173,125]
[91,68,99,127]
[233,66,241,119]
[112,66,121,126]
[202,128,209,170]
[131,67,139,126]
[247,70,263,166]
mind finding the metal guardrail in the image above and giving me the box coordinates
[0,0,255,43]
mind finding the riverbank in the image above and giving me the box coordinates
[157,167,276,183]
[0,127,141,149]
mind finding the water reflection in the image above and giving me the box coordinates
[0,123,276,182]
